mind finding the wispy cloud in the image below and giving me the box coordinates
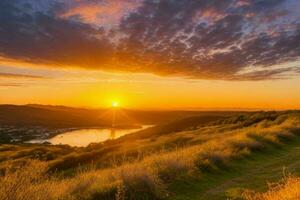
[0,83,22,87]
[0,72,46,79]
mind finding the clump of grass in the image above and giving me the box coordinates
[229,136,264,152]
[0,160,72,200]
[195,150,229,172]
[70,174,121,200]
[243,176,300,200]
[149,148,194,182]
[117,164,167,199]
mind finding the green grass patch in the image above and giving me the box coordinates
[169,137,300,200]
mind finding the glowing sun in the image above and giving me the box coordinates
[112,101,119,108]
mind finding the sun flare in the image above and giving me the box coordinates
[112,101,119,108]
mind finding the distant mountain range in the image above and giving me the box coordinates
[0,104,243,128]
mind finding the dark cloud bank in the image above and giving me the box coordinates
[0,0,300,80]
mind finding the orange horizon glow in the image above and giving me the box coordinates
[1,66,300,111]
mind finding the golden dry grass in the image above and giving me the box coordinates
[0,160,73,200]
[244,176,300,200]
[0,113,300,200]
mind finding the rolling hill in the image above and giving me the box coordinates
[1,110,300,199]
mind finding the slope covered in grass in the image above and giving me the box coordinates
[0,111,300,200]
[171,135,300,199]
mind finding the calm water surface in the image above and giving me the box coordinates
[29,125,151,147]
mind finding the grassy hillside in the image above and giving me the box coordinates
[0,111,300,200]
[170,136,300,199]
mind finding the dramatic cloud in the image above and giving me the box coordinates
[0,0,300,80]
[58,0,141,26]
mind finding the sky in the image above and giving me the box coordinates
[0,0,300,110]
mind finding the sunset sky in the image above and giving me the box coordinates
[1,0,300,110]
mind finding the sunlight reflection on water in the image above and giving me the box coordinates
[29,125,151,147]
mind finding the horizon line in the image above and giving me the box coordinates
[0,103,299,112]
